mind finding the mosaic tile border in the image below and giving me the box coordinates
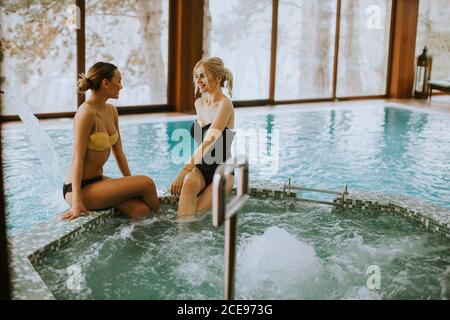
[159,189,297,204]
[10,209,115,300]
[332,191,450,239]
[9,185,449,299]
[10,185,295,300]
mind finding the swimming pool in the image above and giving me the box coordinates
[4,103,450,300]
[3,103,449,235]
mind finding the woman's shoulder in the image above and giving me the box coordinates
[76,103,96,115]
[74,103,96,123]
[105,103,117,111]
[106,103,118,117]
[196,96,233,108]
[218,96,234,112]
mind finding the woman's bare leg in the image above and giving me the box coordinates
[196,175,234,214]
[114,198,152,219]
[65,175,160,219]
[177,168,205,218]
[102,176,154,219]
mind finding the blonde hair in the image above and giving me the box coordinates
[193,57,233,98]
[77,62,118,94]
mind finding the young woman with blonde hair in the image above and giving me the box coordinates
[171,57,235,218]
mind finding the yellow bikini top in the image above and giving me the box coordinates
[87,108,119,151]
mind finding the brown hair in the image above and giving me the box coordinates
[193,57,233,98]
[77,62,118,94]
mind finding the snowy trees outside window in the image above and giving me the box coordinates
[86,0,168,106]
[204,0,272,100]
[336,0,392,97]
[205,0,393,100]
[4,0,448,115]
[2,0,77,115]
[275,1,337,100]
[1,0,169,115]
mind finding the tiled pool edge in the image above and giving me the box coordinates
[333,191,450,239]
[8,184,296,300]
[9,184,449,299]
[10,209,115,300]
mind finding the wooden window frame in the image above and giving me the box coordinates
[0,0,425,119]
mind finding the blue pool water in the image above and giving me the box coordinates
[2,104,450,235]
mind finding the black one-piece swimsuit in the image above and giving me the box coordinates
[190,120,235,186]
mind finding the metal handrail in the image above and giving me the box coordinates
[283,177,348,206]
[212,160,249,300]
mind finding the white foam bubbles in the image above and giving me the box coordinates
[133,216,159,227]
[118,224,135,240]
[236,226,322,299]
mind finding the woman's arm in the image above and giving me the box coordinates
[184,99,233,170]
[110,104,131,176]
[63,107,95,220]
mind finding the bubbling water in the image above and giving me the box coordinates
[237,226,322,299]
[34,200,450,299]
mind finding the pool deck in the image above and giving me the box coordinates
[2,96,449,130]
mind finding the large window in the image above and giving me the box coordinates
[204,0,273,100]
[0,0,169,116]
[1,0,416,116]
[275,1,337,100]
[205,0,393,102]
[86,0,169,106]
[1,1,77,115]
[336,0,392,97]
[416,0,450,81]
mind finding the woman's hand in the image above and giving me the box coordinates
[169,132,215,197]
[62,200,88,221]
[171,170,189,196]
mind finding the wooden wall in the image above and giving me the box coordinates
[388,0,420,98]
[169,0,204,113]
